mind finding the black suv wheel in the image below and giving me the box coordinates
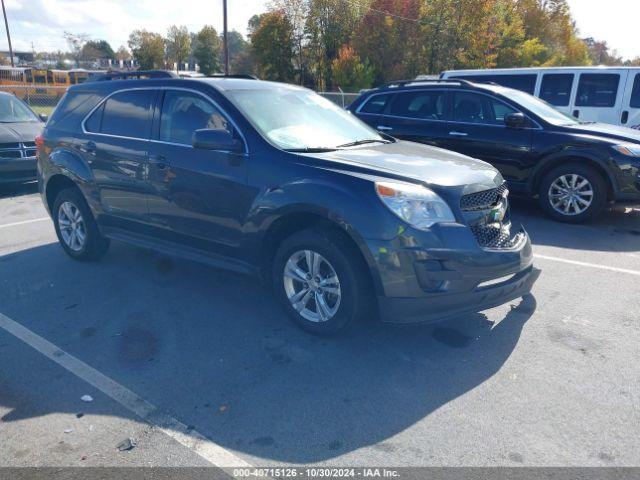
[538,163,607,223]
[53,188,110,261]
[272,228,369,335]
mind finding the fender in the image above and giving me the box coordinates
[48,147,94,184]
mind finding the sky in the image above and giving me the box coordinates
[0,0,638,60]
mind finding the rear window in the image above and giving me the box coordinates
[47,92,102,129]
[359,94,392,114]
[389,91,446,120]
[630,74,640,109]
[540,74,574,106]
[89,90,155,139]
[576,74,620,107]
[452,74,537,94]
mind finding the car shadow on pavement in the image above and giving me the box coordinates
[0,182,38,200]
[0,240,536,464]
[509,196,640,253]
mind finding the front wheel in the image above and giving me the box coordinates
[538,163,607,223]
[272,229,369,335]
[53,187,110,261]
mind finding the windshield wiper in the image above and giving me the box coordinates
[284,147,337,153]
[336,139,390,148]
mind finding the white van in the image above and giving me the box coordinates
[439,67,640,129]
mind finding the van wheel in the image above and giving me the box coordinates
[53,188,110,261]
[538,163,607,223]
[272,228,368,335]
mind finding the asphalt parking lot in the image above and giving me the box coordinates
[0,182,639,468]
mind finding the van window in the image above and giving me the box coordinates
[576,74,620,107]
[630,74,640,109]
[360,94,392,114]
[452,74,537,94]
[99,90,155,138]
[389,91,446,120]
[540,74,574,106]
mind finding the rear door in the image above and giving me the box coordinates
[572,71,628,124]
[377,89,449,147]
[620,71,640,130]
[441,90,533,182]
[81,89,156,222]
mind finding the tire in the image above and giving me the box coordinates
[52,187,110,261]
[538,163,607,223]
[272,228,370,335]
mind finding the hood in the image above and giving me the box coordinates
[0,122,43,144]
[299,140,502,190]
[563,122,640,144]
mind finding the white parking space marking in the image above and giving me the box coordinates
[0,217,49,229]
[0,312,253,469]
[534,253,640,277]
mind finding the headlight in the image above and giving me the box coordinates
[375,181,455,230]
[612,144,640,157]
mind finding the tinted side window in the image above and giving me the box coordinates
[389,91,446,120]
[452,92,490,124]
[453,74,537,94]
[630,74,640,109]
[100,90,155,138]
[576,74,620,107]
[540,74,574,106]
[160,90,231,145]
[360,94,391,114]
[489,98,517,123]
[84,103,104,132]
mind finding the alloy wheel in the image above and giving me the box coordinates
[548,174,594,216]
[58,201,87,252]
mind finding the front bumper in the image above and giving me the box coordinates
[0,156,37,184]
[366,223,539,324]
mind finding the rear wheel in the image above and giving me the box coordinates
[53,188,110,260]
[538,163,607,223]
[272,228,369,335]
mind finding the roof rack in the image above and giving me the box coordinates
[207,74,259,80]
[382,78,475,89]
[91,70,179,82]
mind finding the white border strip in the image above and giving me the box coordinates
[534,254,640,277]
[0,312,253,468]
[0,217,49,229]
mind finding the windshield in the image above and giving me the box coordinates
[499,88,579,126]
[225,87,386,150]
[0,95,39,123]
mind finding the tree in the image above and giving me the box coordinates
[331,45,374,90]
[128,30,165,69]
[115,45,132,61]
[250,11,295,82]
[193,26,221,75]
[81,40,115,61]
[166,25,191,70]
[64,32,89,67]
[226,30,253,74]
[271,0,310,84]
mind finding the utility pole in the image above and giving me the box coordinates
[223,0,229,75]
[1,0,14,67]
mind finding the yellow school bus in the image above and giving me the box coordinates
[0,67,101,102]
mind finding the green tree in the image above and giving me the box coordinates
[250,11,295,81]
[81,40,115,60]
[128,30,165,69]
[193,26,221,75]
[166,25,191,70]
[331,45,374,90]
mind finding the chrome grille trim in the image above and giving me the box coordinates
[460,182,508,211]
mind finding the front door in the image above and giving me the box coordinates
[441,91,533,183]
[146,89,250,257]
[80,89,157,222]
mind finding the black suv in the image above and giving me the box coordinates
[37,72,538,334]
[349,79,640,223]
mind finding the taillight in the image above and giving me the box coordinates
[35,135,45,149]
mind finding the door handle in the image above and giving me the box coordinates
[573,109,580,118]
[376,125,393,131]
[448,131,468,137]
[622,110,629,124]
[84,141,96,154]
[149,154,167,169]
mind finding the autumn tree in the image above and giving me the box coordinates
[128,30,165,69]
[193,26,221,75]
[331,45,374,90]
[250,11,295,81]
[166,25,191,70]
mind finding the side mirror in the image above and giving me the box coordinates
[192,129,242,152]
[39,113,48,122]
[505,112,527,129]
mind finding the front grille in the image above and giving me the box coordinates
[23,141,36,147]
[460,183,508,211]
[0,142,20,149]
[471,223,522,249]
[0,150,21,159]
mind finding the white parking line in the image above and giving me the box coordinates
[0,217,49,229]
[534,253,640,277]
[0,312,253,468]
